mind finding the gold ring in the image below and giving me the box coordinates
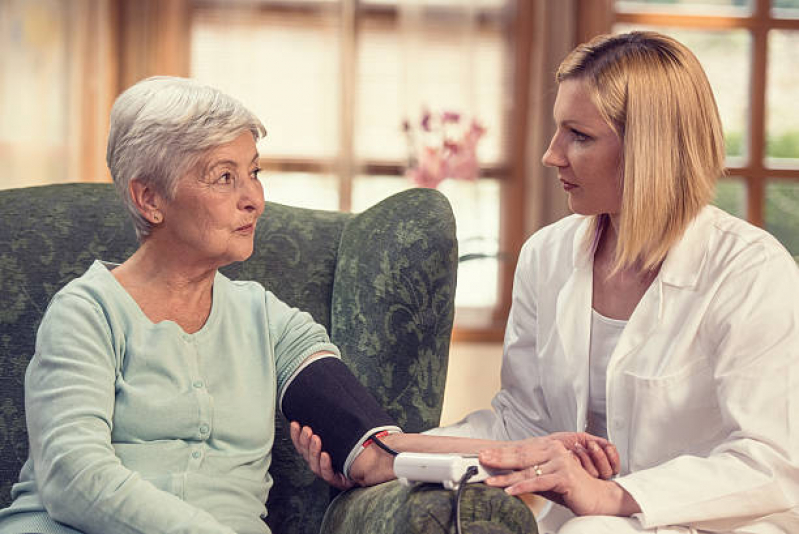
[533,465,543,477]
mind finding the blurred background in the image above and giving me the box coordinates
[1,0,798,422]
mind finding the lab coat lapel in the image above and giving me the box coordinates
[555,218,593,430]
[611,274,663,365]
[609,207,713,365]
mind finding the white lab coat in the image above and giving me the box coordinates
[435,206,799,533]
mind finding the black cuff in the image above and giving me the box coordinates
[282,357,399,473]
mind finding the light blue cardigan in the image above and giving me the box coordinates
[0,260,340,534]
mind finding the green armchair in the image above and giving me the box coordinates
[0,183,536,534]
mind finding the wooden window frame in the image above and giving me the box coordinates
[100,0,797,343]
[579,0,799,228]
[187,0,531,341]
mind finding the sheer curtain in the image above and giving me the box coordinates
[354,0,510,309]
[524,0,575,235]
[0,0,114,190]
[357,0,504,164]
[191,3,343,211]
[190,0,513,309]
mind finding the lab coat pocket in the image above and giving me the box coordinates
[623,358,724,472]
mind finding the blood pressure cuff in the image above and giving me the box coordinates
[281,356,400,474]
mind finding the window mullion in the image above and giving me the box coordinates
[338,0,357,212]
[747,0,770,227]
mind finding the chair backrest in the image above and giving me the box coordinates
[0,183,457,534]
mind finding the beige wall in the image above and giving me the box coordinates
[439,341,503,427]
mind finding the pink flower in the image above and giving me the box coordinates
[442,111,461,123]
[403,109,486,189]
[421,111,432,132]
[443,140,461,154]
[407,146,446,189]
[445,149,480,182]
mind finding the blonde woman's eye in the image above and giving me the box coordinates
[572,129,590,143]
[251,168,261,180]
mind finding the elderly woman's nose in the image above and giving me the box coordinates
[239,176,264,211]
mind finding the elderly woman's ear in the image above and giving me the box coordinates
[129,178,165,225]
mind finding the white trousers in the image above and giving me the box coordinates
[536,502,712,534]
[557,516,706,534]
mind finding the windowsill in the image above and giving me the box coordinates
[452,307,507,342]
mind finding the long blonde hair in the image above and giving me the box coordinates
[557,32,725,272]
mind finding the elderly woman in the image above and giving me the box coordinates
[0,77,617,534]
[0,77,366,534]
[297,32,799,534]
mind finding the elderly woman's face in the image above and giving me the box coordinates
[542,78,623,219]
[158,131,264,268]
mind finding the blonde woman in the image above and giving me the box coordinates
[296,31,799,534]
[470,31,799,533]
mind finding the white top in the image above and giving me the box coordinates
[587,309,627,439]
[428,205,799,532]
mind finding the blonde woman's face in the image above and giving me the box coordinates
[542,78,623,219]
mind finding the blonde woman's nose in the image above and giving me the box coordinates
[542,134,567,168]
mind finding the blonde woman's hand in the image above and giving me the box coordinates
[478,438,639,517]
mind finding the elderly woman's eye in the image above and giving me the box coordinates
[217,172,234,185]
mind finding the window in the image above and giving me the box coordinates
[0,0,114,190]
[190,0,523,331]
[611,0,799,255]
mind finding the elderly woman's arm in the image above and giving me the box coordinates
[25,293,236,534]
[290,423,513,488]
[291,422,620,489]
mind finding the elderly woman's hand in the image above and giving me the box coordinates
[547,432,620,479]
[478,439,639,517]
[289,422,396,489]
[290,422,355,490]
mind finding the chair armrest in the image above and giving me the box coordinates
[321,481,538,534]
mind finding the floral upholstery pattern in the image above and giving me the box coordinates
[0,183,536,534]
[331,191,457,433]
[322,481,538,534]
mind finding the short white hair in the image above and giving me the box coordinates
[106,76,266,241]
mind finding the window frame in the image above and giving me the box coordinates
[189,0,531,340]
[584,0,799,227]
